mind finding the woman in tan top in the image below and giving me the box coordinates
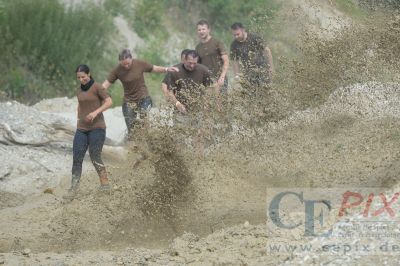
[64,64,113,201]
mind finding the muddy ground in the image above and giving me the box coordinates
[2,82,400,265]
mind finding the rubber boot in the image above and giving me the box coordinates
[63,176,80,202]
[99,170,110,191]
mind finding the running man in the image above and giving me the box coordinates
[230,22,274,87]
[102,49,178,139]
[161,50,212,114]
[195,19,229,92]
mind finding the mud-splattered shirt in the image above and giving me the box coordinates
[163,63,212,110]
[230,33,269,73]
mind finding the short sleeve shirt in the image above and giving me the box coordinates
[196,37,227,80]
[107,59,153,103]
[76,82,110,131]
[162,63,212,110]
[230,33,268,72]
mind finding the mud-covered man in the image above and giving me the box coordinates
[230,22,274,88]
[195,19,229,92]
[161,50,212,114]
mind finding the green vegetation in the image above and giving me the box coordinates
[132,0,166,39]
[0,0,295,106]
[335,0,366,18]
[127,0,280,106]
[130,0,279,53]
[1,0,399,109]
[201,0,280,36]
[0,0,113,104]
[103,0,134,17]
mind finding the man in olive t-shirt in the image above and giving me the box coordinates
[102,49,178,136]
[162,50,212,114]
[230,22,274,87]
[195,19,229,92]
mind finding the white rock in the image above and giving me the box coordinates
[22,248,31,256]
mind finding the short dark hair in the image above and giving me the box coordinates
[181,49,191,58]
[185,50,199,60]
[118,49,132,60]
[197,19,210,28]
[230,22,244,30]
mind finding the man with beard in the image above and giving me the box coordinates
[161,50,213,154]
[230,22,274,88]
[162,50,212,114]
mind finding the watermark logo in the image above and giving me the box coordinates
[266,188,400,256]
[269,191,332,237]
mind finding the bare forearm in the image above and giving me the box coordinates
[96,97,113,114]
[162,83,186,112]
[220,54,229,79]
[264,47,274,72]
[161,83,178,104]
[102,80,112,90]
[153,65,169,73]
[153,65,179,74]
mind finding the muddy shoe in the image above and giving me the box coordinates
[99,172,111,192]
[62,179,79,203]
[62,188,77,203]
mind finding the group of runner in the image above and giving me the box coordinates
[64,20,274,201]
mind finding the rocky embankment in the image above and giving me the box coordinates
[0,98,126,200]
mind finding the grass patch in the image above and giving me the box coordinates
[335,0,366,18]
[0,0,113,104]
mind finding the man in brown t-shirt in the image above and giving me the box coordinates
[230,22,274,87]
[102,49,178,136]
[195,19,229,92]
[162,50,212,114]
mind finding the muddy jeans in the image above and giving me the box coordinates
[71,128,106,184]
[122,96,152,135]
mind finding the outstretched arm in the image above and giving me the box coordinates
[152,66,179,74]
[102,80,112,90]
